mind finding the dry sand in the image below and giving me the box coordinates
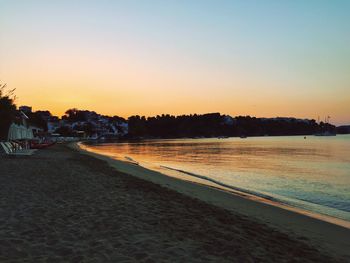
[0,144,348,262]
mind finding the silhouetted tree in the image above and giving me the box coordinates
[126,113,334,138]
[0,83,17,140]
[55,126,74,137]
[127,115,147,137]
[74,122,95,136]
[27,111,48,131]
[337,125,350,134]
[63,108,88,122]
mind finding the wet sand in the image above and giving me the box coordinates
[0,144,348,262]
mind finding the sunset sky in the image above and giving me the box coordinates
[1,0,349,125]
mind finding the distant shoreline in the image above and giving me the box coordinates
[75,141,350,259]
[85,133,350,144]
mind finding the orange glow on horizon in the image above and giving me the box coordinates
[1,1,349,125]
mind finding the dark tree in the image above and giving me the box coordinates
[126,113,334,139]
[55,126,74,137]
[62,108,86,122]
[0,83,17,140]
[27,112,49,131]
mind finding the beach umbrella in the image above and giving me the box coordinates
[7,124,13,140]
[21,126,26,139]
[7,123,20,140]
[16,125,21,139]
[27,128,34,139]
[7,123,35,140]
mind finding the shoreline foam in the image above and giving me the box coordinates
[74,141,350,258]
[158,165,350,227]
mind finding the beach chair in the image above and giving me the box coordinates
[0,142,37,156]
[1,142,13,154]
[5,142,15,152]
[10,141,23,151]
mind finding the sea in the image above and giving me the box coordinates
[84,135,350,222]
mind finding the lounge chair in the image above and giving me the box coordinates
[0,142,37,156]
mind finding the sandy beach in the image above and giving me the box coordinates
[0,144,348,262]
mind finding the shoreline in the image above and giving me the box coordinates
[1,143,348,261]
[158,164,350,228]
[75,141,350,259]
[77,141,350,229]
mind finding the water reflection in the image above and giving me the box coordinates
[88,135,350,221]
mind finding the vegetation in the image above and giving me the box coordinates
[127,113,336,139]
[0,83,17,140]
[0,85,338,140]
[27,111,49,131]
[336,125,350,134]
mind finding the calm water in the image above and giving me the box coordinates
[86,135,350,222]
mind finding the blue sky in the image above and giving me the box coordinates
[1,0,349,124]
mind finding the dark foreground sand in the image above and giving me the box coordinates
[0,144,346,262]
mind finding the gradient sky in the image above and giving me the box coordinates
[1,0,349,124]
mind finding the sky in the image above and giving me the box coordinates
[0,0,349,125]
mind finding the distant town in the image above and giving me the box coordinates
[4,105,349,141]
[12,106,129,141]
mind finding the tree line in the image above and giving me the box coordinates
[0,83,337,140]
[127,113,336,138]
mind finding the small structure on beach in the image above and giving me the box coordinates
[7,111,35,140]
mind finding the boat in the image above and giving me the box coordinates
[30,141,55,149]
[314,115,336,136]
